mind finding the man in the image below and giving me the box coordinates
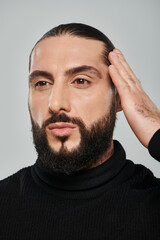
[0,23,160,239]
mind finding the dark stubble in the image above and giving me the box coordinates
[31,99,116,175]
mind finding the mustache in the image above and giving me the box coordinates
[42,112,86,130]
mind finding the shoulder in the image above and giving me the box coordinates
[125,160,160,187]
[123,160,160,204]
[0,166,33,195]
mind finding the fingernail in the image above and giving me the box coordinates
[110,52,117,56]
[109,65,116,69]
[114,49,121,54]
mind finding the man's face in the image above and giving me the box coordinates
[29,35,117,174]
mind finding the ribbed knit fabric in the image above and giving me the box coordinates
[0,131,160,239]
[148,129,160,161]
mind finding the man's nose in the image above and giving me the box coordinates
[48,83,71,114]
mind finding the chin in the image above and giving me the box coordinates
[49,137,80,153]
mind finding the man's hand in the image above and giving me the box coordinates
[108,49,160,148]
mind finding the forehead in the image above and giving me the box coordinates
[30,36,105,72]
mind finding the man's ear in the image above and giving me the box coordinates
[115,89,122,112]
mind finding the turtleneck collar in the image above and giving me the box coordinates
[31,140,130,199]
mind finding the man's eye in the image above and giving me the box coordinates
[35,81,50,87]
[73,78,90,85]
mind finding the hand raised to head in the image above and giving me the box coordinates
[108,49,160,148]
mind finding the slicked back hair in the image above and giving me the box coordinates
[29,23,115,71]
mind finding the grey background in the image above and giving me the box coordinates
[0,0,159,180]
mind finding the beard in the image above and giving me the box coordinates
[30,99,116,175]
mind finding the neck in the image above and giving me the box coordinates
[33,140,127,198]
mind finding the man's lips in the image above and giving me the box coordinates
[47,122,76,136]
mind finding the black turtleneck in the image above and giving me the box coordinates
[0,130,160,239]
[32,140,129,199]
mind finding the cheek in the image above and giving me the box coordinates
[72,87,114,127]
[28,92,49,127]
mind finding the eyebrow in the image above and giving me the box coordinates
[29,70,54,84]
[65,65,102,79]
[29,65,102,83]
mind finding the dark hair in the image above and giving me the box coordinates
[29,23,115,71]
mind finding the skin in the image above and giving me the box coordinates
[29,35,120,167]
[108,49,160,148]
[29,35,160,170]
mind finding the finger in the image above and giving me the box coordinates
[113,49,136,80]
[109,51,141,89]
[108,64,130,95]
[109,52,135,86]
